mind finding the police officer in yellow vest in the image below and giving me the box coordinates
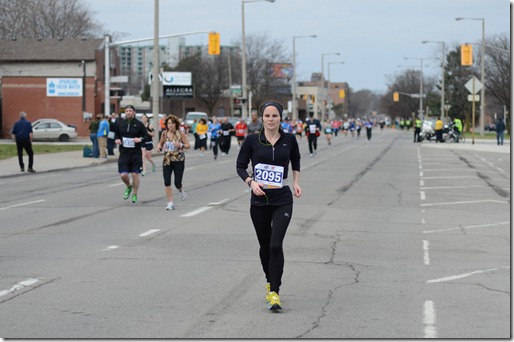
[414,117,422,142]
[453,117,463,143]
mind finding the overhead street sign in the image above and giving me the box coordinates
[465,76,483,94]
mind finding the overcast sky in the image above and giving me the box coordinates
[85,0,510,93]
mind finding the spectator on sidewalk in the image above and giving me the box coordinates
[107,112,119,156]
[11,111,35,172]
[89,114,100,158]
[97,114,109,159]
[495,119,506,146]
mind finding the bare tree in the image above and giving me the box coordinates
[0,0,104,39]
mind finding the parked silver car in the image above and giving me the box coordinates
[31,118,78,142]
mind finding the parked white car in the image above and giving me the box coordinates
[31,118,78,142]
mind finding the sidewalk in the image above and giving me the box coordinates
[0,137,509,178]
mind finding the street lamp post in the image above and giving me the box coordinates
[321,52,340,119]
[456,17,485,135]
[241,0,275,121]
[292,34,316,122]
[328,61,344,118]
[404,57,426,120]
[422,40,446,121]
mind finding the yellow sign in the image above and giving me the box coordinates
[208,32,220,55]
[339,89,345,98]
[460,44,473,66]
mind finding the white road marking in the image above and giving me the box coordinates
[423,240,430,265]
[421,199,508,207]
[421,218,426,224]
[420,185,487,190]
[423,221,509,234]
[419,171,423,177]
[0,278,39,297]
[423,300,437,338]
[420,176,476,180]
[420,180,424,187]
[102,245,119,251]
[108,182,124,187]
[181,206,212,217]
[420,191,426,200]
[208,199,229,206]
[419,164,422,170]
[139,229,160,237]
[0,199,46,211]
[427,266,510,283]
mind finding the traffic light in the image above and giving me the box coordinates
[208,32,220,55]
[393,92,399,102]
[460,44,473,66]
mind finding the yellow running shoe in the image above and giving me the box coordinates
[267,291,282,310]
[265,283,271,302]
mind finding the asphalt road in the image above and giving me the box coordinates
[0,129,510,338]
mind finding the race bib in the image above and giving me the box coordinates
[309,124,317,134]
[164,141,176,152]
[122,137,135,148]
[199,134,206,139]
[237,129,245,135]
[254,163,284,189]
[223,130,230,136]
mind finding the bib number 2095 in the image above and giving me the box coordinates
[254,163,284,189]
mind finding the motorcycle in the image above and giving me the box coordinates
[418,123,435,142]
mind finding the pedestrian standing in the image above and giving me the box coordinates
[414,117,422,143]
[97,114,109,159]
[236,101,302,311]
[89,114,100,158]
[157,115,190,210]
[114,105,148,204]
[495,119,506,146]
[107,112,118,155]
[434,118,444,143]
[11,111,35,172]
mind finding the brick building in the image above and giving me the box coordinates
[0,38,119,138]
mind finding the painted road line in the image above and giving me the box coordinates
[181,206,212,217]
[0,199,46,211]
[108,182,124,187]
[420,185,487,190]
[423,300,437,338]
[139,229,161,237]
[208,199,229,206]
[420,180,424,187]
[423,240,430,265]
[102,245,119,251]
[420,191,426,200]
[421,218,426,224]
[427,266,510,283]
[421,199,509,207]
[423,221,509,234]
[0,278,39,297]
[420,176,476,180]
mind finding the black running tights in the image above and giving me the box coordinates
[250,203,293,294]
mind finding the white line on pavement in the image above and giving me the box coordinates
[108,182,124,187]
[421,218,426,224]
[420,171,423,177]
[420,180,424,187]
[0,278,39,297]
[427,267,510,283]
[420,176,476,180]
[420,199,508,207]
[208,199,229,206]
[423,300,437,338]
[423,221,509,234]
[181,206,212,217]
[102,245,119,251]
[420,185,487,190]
[420,191,426,200]
[139,229,161,237]
[423,240,430,265]
[0,199,46,211]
